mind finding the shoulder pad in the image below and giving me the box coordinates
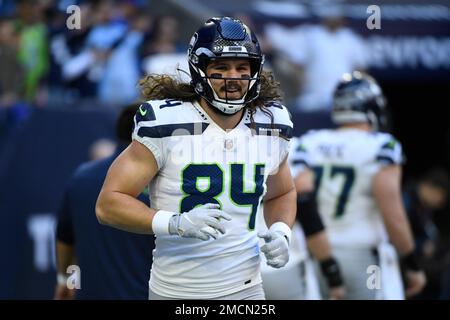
[248,103,293,139]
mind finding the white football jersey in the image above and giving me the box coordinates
[132,99,292,299]
[290,128,404,248]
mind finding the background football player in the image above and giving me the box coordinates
[290,71,426,299]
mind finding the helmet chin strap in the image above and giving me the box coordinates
[208,100,244,116]
[210,98,245,115]
[206,77,247,114]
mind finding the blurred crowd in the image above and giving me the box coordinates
[0,0,188,136]
[0,0,377,143]
[0,1,372,131]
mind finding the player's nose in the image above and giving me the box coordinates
[224,67,242,79]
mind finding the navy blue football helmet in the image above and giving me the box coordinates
[332,71,387,130]
[187,17,264,114]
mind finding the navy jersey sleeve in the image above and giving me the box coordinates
[268,103,294,171]
[375,136,404,166]
[132,102,165,169]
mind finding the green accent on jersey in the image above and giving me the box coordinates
[382,139,397,150]
[296,143,307,152]
[228,163,265,231]
[179,162,264,230]
[139,105,148,116]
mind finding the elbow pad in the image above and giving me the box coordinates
[297,192,324,237]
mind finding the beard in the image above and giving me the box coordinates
[219,81,247,100]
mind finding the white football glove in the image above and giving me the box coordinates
[258,222,291,268]
[164,203,231,241]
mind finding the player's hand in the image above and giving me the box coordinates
[258,228,290,268]
[328,285,346,300]
[169,203,232,241]
[54,283,75,300]
[405,270,426,298]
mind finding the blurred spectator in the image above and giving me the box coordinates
[0,17,24,105]
[54,103,154,299]
[233,12,275,68]
[48,1,96,105]
[142,15,186,56]
[115,0,150,22]
[142,51,190,84]
[403,167,450,299]
[141,15,189,83]
[0,0,15,17]
[0,17,30,138]
[59,0,129,105]
[16,0,49,104]
[264,5,368,112]
[88,138,116,161]
[98,10,152,106]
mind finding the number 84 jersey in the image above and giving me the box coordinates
[289,128,404,249]
[132,99,293,299]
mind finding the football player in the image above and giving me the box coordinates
[290,71,426,299]
[96,17,296,300]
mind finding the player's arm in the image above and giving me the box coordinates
[373,165,414,254]
[96,140,158,234]
[96,140,231,239]
[54,191,76,300]
[263,156,297,229]
[373,165,426,297]
[258,157,296,268]
[54,241,76,300]
[294,169,345,299]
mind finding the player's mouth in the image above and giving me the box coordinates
[221,84,243,98]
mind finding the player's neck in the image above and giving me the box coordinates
[199,98,244,131]
[339,122,372,132]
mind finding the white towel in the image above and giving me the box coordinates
[377,243,405,300]
[304,257,322,300]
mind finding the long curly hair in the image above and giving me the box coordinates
[138,70,284,133]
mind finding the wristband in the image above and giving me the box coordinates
[320,257,344,287]
[152,210,175,236]
[270,222,292,245]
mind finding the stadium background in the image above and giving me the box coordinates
[0,0,448,299]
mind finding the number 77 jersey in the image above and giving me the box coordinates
[289,128,404,249]
[132,99,293,299]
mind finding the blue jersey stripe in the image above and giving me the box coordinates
[137,122,209,138]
